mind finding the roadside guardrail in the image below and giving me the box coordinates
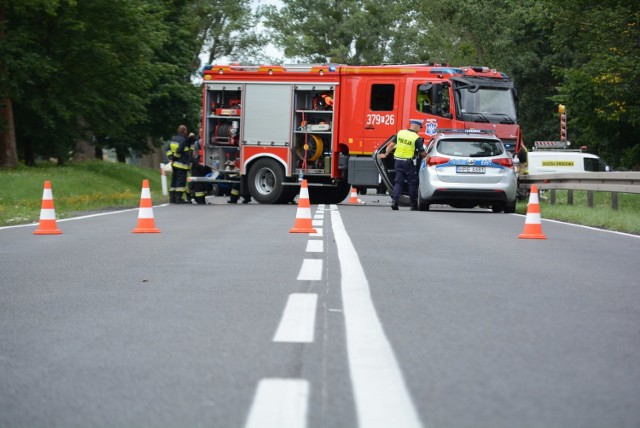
[518,172,640,209]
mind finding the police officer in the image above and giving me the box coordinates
[166,124,192,204]
[378,119,426,210]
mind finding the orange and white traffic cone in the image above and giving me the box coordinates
[348,187,359,204]
[132,179,160,233]
[290,179,317,234]
[33,181,62,235]
[518,184,547,239]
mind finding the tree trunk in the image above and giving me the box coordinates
[0,7,19,168]
[0,97,19,168]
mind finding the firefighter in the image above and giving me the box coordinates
[227,171,251,204]
[189,131,212,204]
[378,119,426,210]
[166,124,192,204]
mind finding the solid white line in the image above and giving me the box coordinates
[273,293,318,343]
[306,240,323,253]
[514,213,640,239]
[245,378,310,428]
[297,259,323,281]
[0,207,144,230]
[331,209,423,428]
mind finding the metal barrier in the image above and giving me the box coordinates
[518,172,640,209]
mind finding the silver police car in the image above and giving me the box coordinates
[417,130,517,212]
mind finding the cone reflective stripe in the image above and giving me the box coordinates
[348,187,359,204]
[518,184,547,239]
[133,180,160,233]
[33,181,62,235]
[289,179,317,234]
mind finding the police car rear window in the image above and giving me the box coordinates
[437,139,504,157]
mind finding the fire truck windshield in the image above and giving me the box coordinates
[457,87,517,124]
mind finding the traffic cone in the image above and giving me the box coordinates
[132,179,160,233]
[519,184,547,239]
[348,187,359,204]
[289,179,317,234]
[33,181,62,235]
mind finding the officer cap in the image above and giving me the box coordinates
[409,119,424,128]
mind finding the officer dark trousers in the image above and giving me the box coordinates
[391,159,418,209]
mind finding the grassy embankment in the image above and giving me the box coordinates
[0,161,166,226]
[0,161,639,234]
[515,189,640,235]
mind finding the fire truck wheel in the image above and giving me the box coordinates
[248,158,288,204]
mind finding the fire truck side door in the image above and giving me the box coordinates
[242,84,292,146]
[361,80,400,154]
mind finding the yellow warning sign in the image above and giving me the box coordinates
[542,161,574,167]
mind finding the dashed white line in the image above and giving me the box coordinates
[309,227,323,237]
[273,293,318,343]
[297,259,323,281]
[306,240,323,253]
[331,208,423,428]
[245,378,310,428]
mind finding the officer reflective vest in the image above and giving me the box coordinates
[167,135,191,170]
[394,129,419,159]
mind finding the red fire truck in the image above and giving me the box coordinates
[196,63,523,204]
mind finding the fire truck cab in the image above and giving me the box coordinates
[199,64,522,205]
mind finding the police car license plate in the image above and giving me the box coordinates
[456,166,486,174]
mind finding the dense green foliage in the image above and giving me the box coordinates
[0,0,638,170]
[262,0,639,170]
[0,0,258,166]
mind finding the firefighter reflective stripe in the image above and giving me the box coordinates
[394,129,419,159]
[172,161,190,170]
[168,138,191,169]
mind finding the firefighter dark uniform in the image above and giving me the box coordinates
[190,137,212,204]
[378,119,426,210]
[166,125,192,204]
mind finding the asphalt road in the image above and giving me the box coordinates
[1,194,639,428]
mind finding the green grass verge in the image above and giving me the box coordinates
[0,161,167,226]
[516,189,640,235]
[1,161,639,235]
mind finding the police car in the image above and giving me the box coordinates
[417,130,517,212]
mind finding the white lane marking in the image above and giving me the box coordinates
[273,293,318,343]
[306,240,323,253]
[297,259,323,281]
[312,219,323,227]
[314,213,324,219]
[310,227,323,237]
[245,378,310,428]
[331,209,423,428]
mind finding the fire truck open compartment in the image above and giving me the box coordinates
[293,84,334,174]
[202,77,341,203]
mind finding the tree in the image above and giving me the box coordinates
[549,0,640,169]
[1,0,204,166]
[194,0,267,64]
[262,0,412,64]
